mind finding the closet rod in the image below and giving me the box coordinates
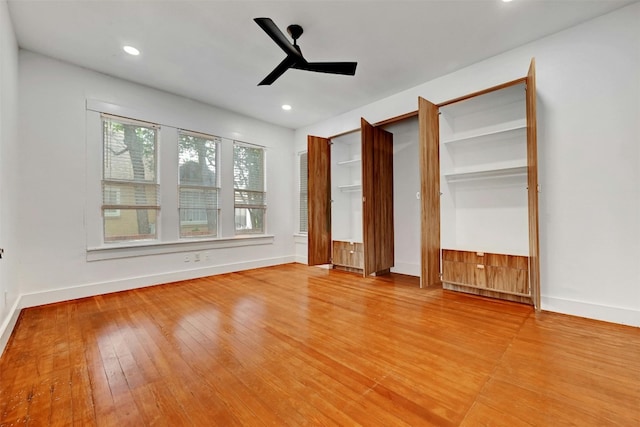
[328,110,419,140]
[437,77,527,107]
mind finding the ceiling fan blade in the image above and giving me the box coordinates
[254,17,302,59]
[293,61,358,76]
[258,56,297,86]
[254,18,357,84]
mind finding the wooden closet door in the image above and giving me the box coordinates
[418,97,441,288]
[307,135,332,266]
[526,59,541,310]
[361,119,394,276]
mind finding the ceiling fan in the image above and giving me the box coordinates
[254,17,358,86]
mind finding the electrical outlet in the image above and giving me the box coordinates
[184,255,190,263]
[194,253,201,262]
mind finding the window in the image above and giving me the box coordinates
[178,130,220,238]
[299,152,308,233]
[102,114,159,242]
[88,101,276,257]
[233,142,266,234]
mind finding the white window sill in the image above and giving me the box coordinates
[293,234,308,243]
[87,234,275,261]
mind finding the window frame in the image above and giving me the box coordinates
[101,113,160,243]
[178,129,221,239]
[233,141,267,235]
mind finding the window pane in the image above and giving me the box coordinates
[104,208,157,242]
[234,208,265,234]
[104,119,156,182]
[233,145,264,191]
[102,182,159,206]
[178,131,219,238]
[179,133,218,186]
[179,188,218,237]
[180,209,218,238]
[234,190,266,207]
[233,143,266,234]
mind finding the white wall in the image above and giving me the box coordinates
[16,51,295,306]
[384,118,421,276]
[0,0,20,354]
[331,131,363,242]
[294,3,640,326]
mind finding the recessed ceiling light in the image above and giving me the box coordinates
[282,104,292,111]
[502,0,513,2]
[123,45,140,56]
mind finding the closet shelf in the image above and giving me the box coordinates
[337,158,361,166]
[338,184,362,192]
[444,165,527,183]
[442,122,526,146]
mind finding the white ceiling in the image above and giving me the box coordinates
[8,0,636,129]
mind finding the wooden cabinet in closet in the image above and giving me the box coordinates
[332,240,364,272]
[307,119,394,277]
[419,58,540,308]
[442,250,528,295]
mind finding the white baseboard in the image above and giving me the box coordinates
[0,296,22,358]
[20,256,295,309]
[294,255,308,265]
[0,256,294,357]
[542,296,640,327]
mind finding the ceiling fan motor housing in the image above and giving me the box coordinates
[287,24,303,42]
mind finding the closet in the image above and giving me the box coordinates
[307,59,539,308]
[419,59,540,308]
[308,119,394,276]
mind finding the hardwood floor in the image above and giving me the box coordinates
[1,263,638,426]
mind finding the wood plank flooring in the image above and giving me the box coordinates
[1,263,638,426]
